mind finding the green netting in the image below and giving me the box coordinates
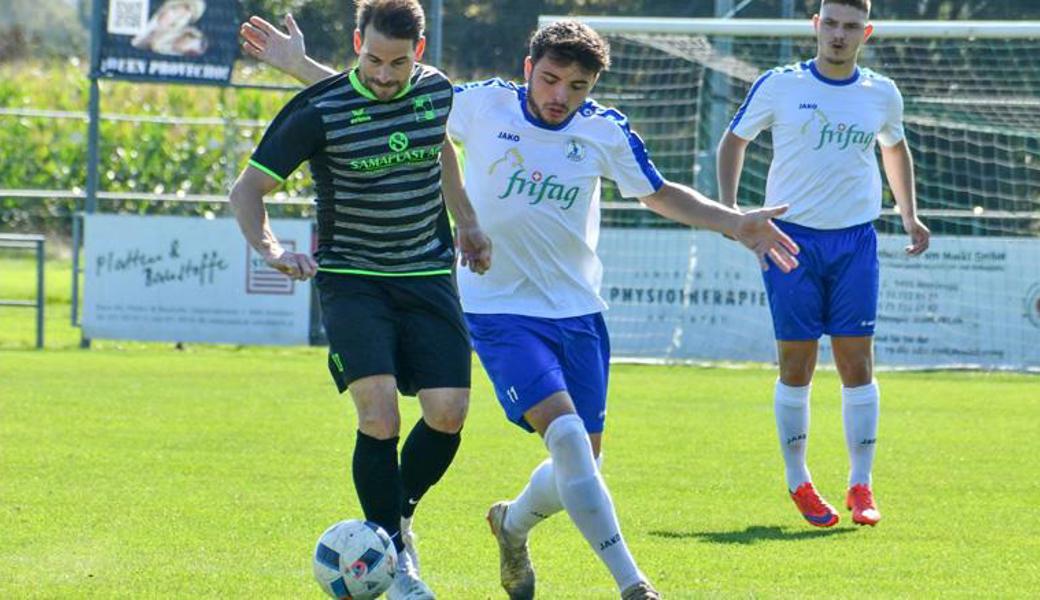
[594,33,1040,237]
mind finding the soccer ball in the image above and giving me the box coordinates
[313,520,397,599]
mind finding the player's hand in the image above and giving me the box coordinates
[263,246,318,281]
[240,14,306,74]
[457,225,492,275]
[733,205,800,273]
[903,215,930,256]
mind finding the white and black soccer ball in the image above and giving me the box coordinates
[313,520,397,599]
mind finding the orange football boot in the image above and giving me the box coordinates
[846,483,881,526]
[790,482,840,527]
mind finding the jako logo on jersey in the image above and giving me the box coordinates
[500,169,581,210]
[498,131,520,142]
[799,103,819,110]
[814,122,875,151]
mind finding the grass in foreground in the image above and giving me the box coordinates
[2,254,1038,597]
[2,347,1038,598]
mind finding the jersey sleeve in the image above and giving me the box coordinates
[602,117,666,199]
[728,70,777,140]
[249,94,325,183]
[448,80,492,144]
[877,82,906,147]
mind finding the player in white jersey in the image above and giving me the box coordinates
[717,0,930,528]
[242,15,800,598]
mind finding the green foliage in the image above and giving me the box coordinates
[0,61,312,234]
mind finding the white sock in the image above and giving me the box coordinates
[775,380,813,491]
[843,381,880,487]
[504,458,562,541]
[545,414,642,591]
[504,454,605,541]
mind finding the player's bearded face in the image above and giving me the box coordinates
[354,26,425,101]
[814,5,872,66]
[524,56,598,126]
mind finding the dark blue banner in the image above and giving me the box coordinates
[97,0,239,85]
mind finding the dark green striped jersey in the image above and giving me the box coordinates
[250,64,455,275]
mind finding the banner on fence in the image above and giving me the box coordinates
[98,0,239,85]
[83,214,312,345]
[598,229,1040,370]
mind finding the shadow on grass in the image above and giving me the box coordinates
[650,525,856,545]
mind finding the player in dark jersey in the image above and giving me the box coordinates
[230,2,490,598]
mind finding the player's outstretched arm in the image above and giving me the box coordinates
[640,181,800,273]
[440,137,492,275]
[881,139,930,256]
[240,14,335,86]
[229,167,318,281]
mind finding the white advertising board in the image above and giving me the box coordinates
[84,215,313,345]
[599,229,1040,370]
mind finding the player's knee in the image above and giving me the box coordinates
[423,402,468,434]
[560,472,608,513]
[779,367,814,387]
[835,356,873,386]
[840,367,873,388]
[356,409,401,440]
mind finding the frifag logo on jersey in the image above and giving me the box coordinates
[814,122,876,152]
[488,148,582,210]
[801,108,875,152]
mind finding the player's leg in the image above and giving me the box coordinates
[391,275,472,592]
[347,375,406,551]
[777,339,818,491]
[762,221,838,527]
[832,335,879,523]
[827,222,882,525]
[502,314,610,542]
[316,273,408,550]
[523,394,656,597]
[468,313,568,600]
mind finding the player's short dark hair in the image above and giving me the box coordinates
[821,0,871,14]
[529,20,611,74]
[355,0,425,43]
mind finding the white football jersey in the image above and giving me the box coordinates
[730,60,905,230]
[449,79,664,318]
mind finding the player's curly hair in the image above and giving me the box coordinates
[529,20,611,74]
[822,0,871,14]
[355,0,425,43]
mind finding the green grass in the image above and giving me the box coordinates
[2,256,1039,598]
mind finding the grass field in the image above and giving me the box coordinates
[2,254,1039,598]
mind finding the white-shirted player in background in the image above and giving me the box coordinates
[241,15,800,599]
[717,0,930,528]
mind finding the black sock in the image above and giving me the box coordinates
[352,431,404,553]
[400,418,462,518]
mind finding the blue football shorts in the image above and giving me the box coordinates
[465,312,610,434]
[761,220,879,340]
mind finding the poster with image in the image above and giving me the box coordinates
[98,0,239,85]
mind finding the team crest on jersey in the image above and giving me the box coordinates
[565,139,586,163]
[413,94,436,122]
